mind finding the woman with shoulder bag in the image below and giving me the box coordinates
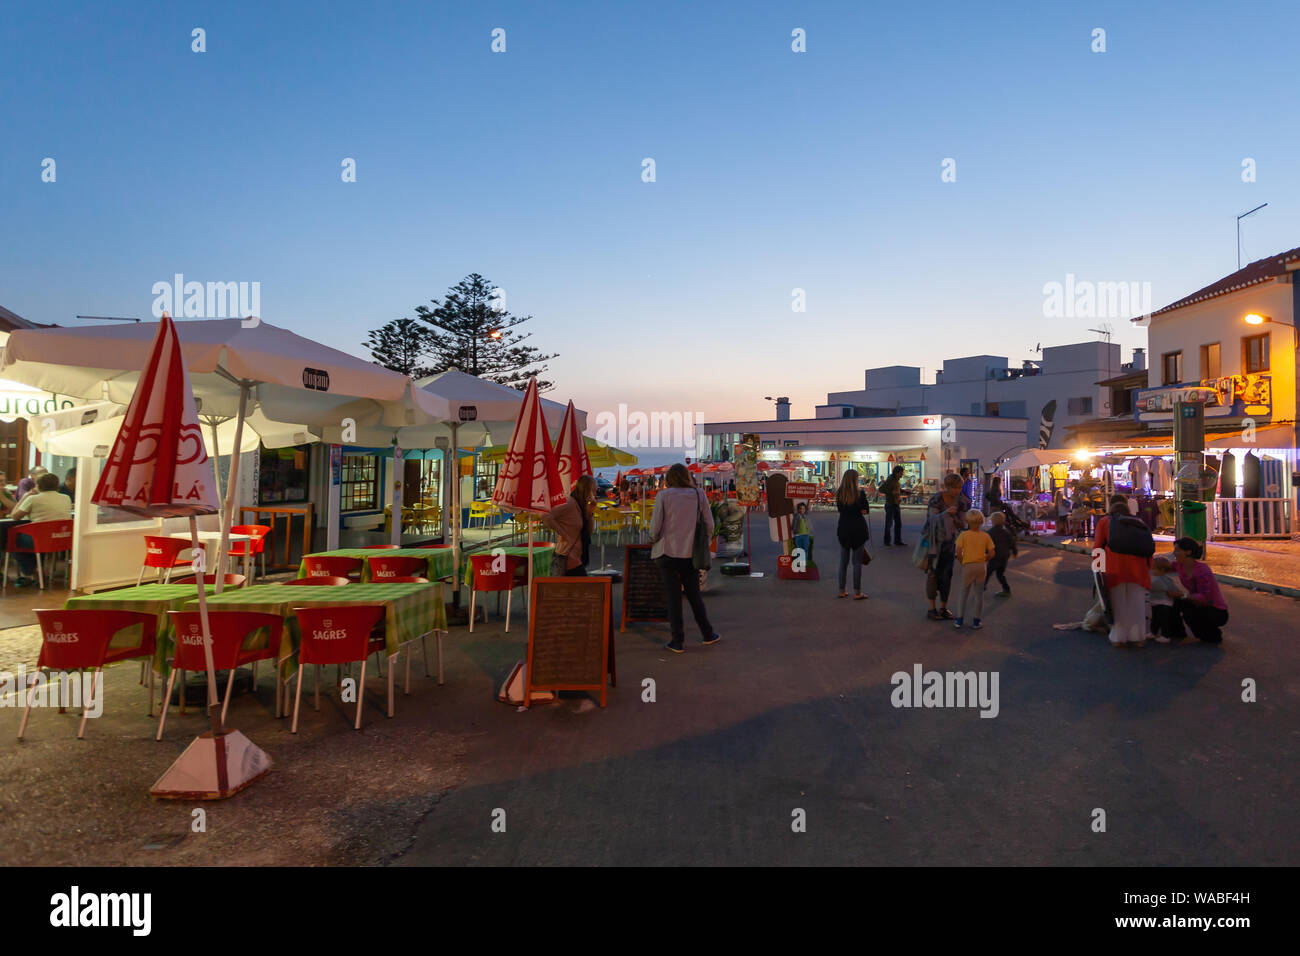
[835,469,872,600]
[649,463,720,654]
[542,475,596,576]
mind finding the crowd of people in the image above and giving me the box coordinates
[822,467,1230,644]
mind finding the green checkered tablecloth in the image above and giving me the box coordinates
[296,548,456,583]
[187,583,445,673]
[461,543,556,586]
[65,583,219,674]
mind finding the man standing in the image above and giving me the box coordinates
[924,473,971,621]
[879,465,906,546]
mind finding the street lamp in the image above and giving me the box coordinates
[1244,312,1297,348]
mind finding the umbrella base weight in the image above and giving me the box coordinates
[720,562,751,576]
[150,730,271,800]
[590,569,621,583]
[445,604,487,627]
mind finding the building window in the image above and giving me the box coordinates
[986,402,1000,417]
[340,453,378,511]
[1200,342,1220,380]
[782,439,799,448]
[1161,351,1183,385]
[1242,333,1270,374]
[258,445,311,504]
[1112,388,1134,417]
[841,407,851,418]
[1067,396,1093,416]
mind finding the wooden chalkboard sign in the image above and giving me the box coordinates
[526,577,612,708]
[622,544,668,631]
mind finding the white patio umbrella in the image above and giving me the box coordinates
[1,318,411,588]
[316,370,583,588]
[1001,448,1069,470]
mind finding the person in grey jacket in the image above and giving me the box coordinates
[649,463,719,654]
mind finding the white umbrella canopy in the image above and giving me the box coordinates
[0,318,410,423]
[30,405,315,458]
[1001,448,1069,470]
[2,317,412,582]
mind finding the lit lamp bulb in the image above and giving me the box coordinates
[1244,313,1269,326]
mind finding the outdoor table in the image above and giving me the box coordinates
[187,583,447,687]
[169,530,254,579]
[462,543,555,586]
[65,582,219,674]
[297,547,456,583]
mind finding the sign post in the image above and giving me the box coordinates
[1173,400,1206,546]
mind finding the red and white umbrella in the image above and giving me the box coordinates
[90,312,269,799]
[491,378,568,604]
[553,399,591,494]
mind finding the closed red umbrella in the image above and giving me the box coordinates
[553,399,592,494]
[490,378,568,605]
[91,312,269,799]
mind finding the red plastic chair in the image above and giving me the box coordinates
[468,554,524,633]
[20,609,158,739]
[227,525,271,581]
[4,520,74,592]
[136,535,204,586]
[171,573,246,589]
[158,610,284,736]
[288,605,387,732]
[281,576,349,587]
[302,555,363,580]
[368,555,428,581]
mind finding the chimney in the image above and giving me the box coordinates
[1132,347,1146,371]
[775,397,791,421]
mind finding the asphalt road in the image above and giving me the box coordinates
[396,514,1300,866]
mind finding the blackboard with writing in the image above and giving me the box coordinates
[526,577,612,708]
[622,544,668,631]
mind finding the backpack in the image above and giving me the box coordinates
[1106,515,1155,558]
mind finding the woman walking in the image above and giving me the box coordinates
[1168,537,1229,643]
[924,473,970,620]
[649,463,719,653]
[542,475,596,576]
[1092,494,1152,647]
[835,469,871,599]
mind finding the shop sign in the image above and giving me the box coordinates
[1135,373,1271,423]
[0,390,77,421]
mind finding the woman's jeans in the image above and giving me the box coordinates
[838,546,863,592]
[884,503,902,544]
[656,555,712,642]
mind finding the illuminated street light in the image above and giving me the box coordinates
[1243,311,1297,347]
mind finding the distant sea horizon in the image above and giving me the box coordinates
[591,446,697,479]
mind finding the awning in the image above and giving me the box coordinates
[1001,448,1069,470]
[1098,423,1296,456]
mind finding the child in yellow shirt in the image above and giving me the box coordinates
[953,510,995,629]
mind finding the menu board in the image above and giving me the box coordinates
[622,544,668,631]
[526,577,612,707]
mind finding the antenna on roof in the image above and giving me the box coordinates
[75,315,143,323]
[1237,202,1267,270]
[1086,324,1113,342]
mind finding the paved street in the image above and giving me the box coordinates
[398,515,1300,866]
[2,515,1295,867]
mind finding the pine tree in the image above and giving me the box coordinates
[365,318,436,376]
[413,274,557,390]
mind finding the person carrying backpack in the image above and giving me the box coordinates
[1092,494,1154,647]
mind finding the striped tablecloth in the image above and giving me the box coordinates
[65,583,218,674]
[186,583,446,673]
[462,543,556,586]
[296,548,456,583]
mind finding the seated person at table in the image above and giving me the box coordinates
[10,473,72,586]
[60,468,76,503]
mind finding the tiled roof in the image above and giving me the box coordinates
[1141,246,1300,320]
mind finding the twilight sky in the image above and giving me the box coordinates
[3,0,1297,432]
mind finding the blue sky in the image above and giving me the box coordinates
[3,0,1297,429]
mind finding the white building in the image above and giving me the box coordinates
[818,340,1135,452]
